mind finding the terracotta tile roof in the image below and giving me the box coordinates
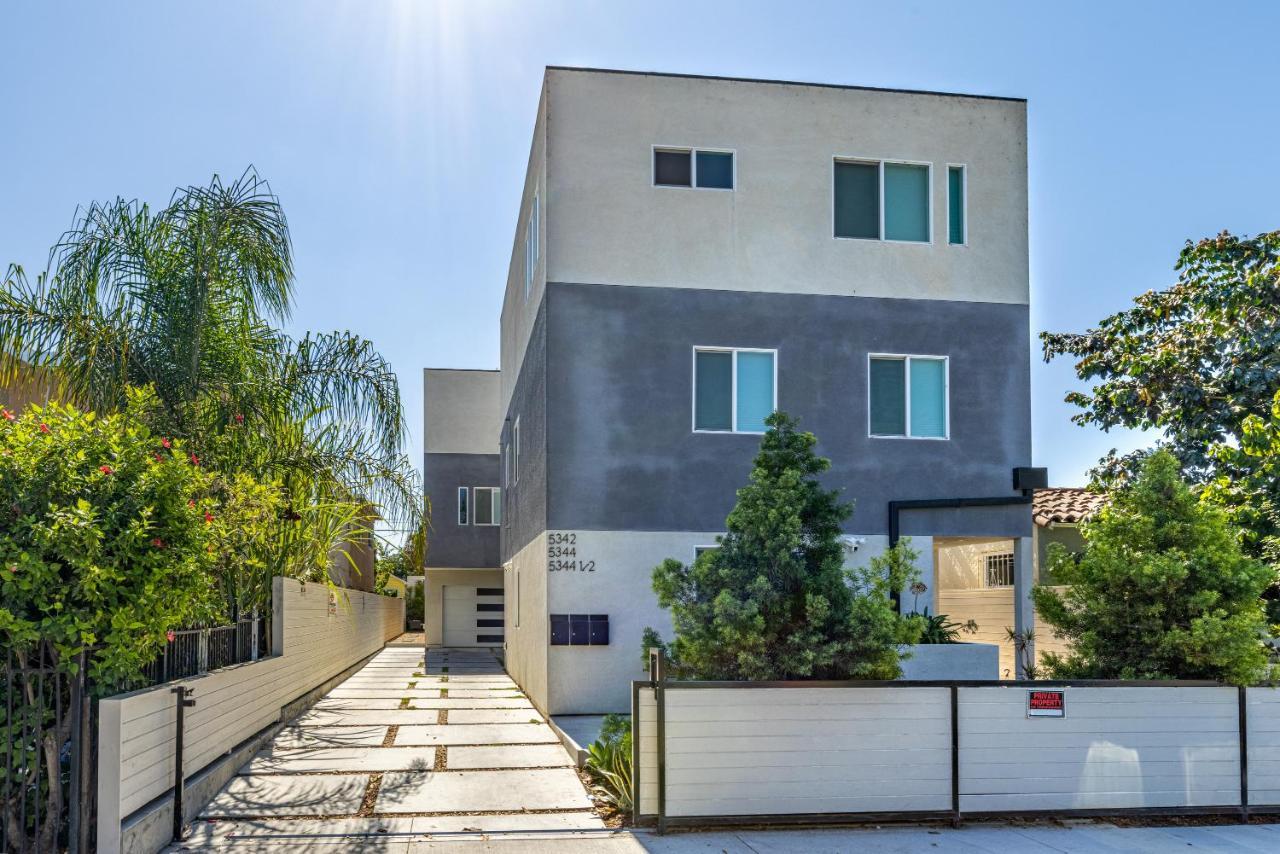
[1033,487,1107,527]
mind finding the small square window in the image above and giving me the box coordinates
[654,149,692,187]
[869,355,948,439]
[695,151,734,189]
[474,487,501,526]
[694,348,776,434]
[834,159,931,243]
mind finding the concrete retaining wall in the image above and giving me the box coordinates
[97,578,404,853]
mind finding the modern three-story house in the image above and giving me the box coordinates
[423,67,1040,715]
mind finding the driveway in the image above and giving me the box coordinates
[180,646,602,849]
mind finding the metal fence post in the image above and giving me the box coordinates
[68,649,91,853]
[171,687,195,842]
[649,648,667,835]
[1239,686,1250,821]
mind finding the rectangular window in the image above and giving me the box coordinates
[985,552,1015,588]
[457,487,469,525]
[693,348,776,434]
[948,165,966,245]
[869,355,948,439]
[522,196,539,300]
[503,442,511,487]
[655,148,734,190]
[834,159,931,242]
[473,487,501,526]
[512,418,520,484]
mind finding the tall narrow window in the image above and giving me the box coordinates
[457,487,469,525]
[834,159,930,243]
[694,348,776,433]
[503,442,511,487]
[869,355,948,439]
[512,417,520,484]
[523,196,539,300]
[948,166,966,245]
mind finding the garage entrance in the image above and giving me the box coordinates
[442,584,505,647]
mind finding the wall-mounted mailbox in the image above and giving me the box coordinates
[550,613,609,646]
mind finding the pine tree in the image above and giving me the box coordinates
[1033,451,1272,685]
[649,412,920,681]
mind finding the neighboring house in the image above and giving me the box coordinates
[0,359,54,412]
[327,503,378,592]
[936,487,1106,677]
[426,67,1045,715]
[420,368,505,647]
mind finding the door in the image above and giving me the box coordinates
[442,585,505,647]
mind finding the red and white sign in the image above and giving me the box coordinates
[1027,689,1065,717]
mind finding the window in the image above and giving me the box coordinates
[869,355,948,439]
[503,442,511,487]
[948,165,966,245]
[694,545,719,561]
[512,418,520,484]
[834,159,930,242]
[523,195,539,300]
[654,148,734,190]
[693,348,776,433]
[985,552,1014,588]
[473,487,501,526]
[457,487,469,525]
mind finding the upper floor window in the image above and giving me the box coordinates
[654,148,734,190]
[948,165,966,245]
[512,417,521,484]
[834,159,930,243]
[694,347,776,434]
[474,487,502,526]
[869,355,948,439]
[523,195,539,300]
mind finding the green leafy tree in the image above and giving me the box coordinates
[0,170,424,612]
[1204,390,1280,567]
[648,412,921,681]
[1032,451,1271,685]
[0,391,220,849]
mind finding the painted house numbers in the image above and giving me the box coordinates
[547,532,595,572]
[1027,689,1066,717]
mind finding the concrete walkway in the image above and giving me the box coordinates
[179,647,601,850]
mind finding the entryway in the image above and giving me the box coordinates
[179,646,601,848]
[442,585,504,647]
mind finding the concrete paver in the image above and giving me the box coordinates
[392,723,560,746]
[445,743,575,769]
[446,708,546,724]
[243,746,439,774]
[201,773,368,817]
[376,768,595,813]
[271,725,390,748]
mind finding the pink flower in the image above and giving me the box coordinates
[99,465,114,475]
[204,512,214,524]
[1,409,13,421]
[190,454,200,466]
[154,453,164,462]
[188,499,196,508]
[234,413,244,424]
[152,537,165,548]
[166,630,176,643]
[161,438,171,449]
[39,423,49,434]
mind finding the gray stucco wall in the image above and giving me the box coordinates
[544,281,1033,538]
[501,298,549,562]
[423,452,501,568]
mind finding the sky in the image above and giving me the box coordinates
[3,0,1278,503]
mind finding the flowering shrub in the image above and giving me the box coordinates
[0,388,220,683]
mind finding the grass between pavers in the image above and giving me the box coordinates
[398,697,410,709]
[434,746,447,771]
[438,709,449,725]
[357,773,382,817]
[382,726,399,747]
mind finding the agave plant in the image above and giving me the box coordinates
[0,169,423,614]
[585,713,633,814]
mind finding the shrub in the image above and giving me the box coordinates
[1033,451,1272,685]
[649,412,921,680]
[585,714,633,815]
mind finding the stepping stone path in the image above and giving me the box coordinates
[182,645,603,849]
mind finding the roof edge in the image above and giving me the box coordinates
[545,65,1026,104]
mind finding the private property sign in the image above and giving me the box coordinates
[1027,689,1066,717]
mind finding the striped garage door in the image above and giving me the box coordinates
[442,585,504,647]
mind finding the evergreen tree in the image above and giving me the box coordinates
[649,412,920,681]
[1033,451,1271,685]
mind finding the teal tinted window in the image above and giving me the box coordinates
[834,161,879,239]
[909,358,947,438]
[696,151,734,189]
[457,487,469,525]
[869,358,906,436]
[948,166,965,245]
[735,351,775,433]
[884,163,929,242]
[694,351,733,430]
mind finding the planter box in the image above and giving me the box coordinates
[898,642,998,680]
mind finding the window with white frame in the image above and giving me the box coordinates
[654,147,734,190]
[512,417,520,484]
[985,552,1014,588]
[503,441,511,487]
[834,159,931,242]
[868,355,948,439]
[947,165,966,245]
[473,487,501,526]
[694,348,776,433]
[522,196,539,301]
[457,486,470,525]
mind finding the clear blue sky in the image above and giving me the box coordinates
[3,1,1278,495]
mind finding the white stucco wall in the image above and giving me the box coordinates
[423,368,502,455]
[546,69,1027,307]
[503,533,550,714]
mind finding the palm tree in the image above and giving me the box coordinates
[0,169,423,612]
